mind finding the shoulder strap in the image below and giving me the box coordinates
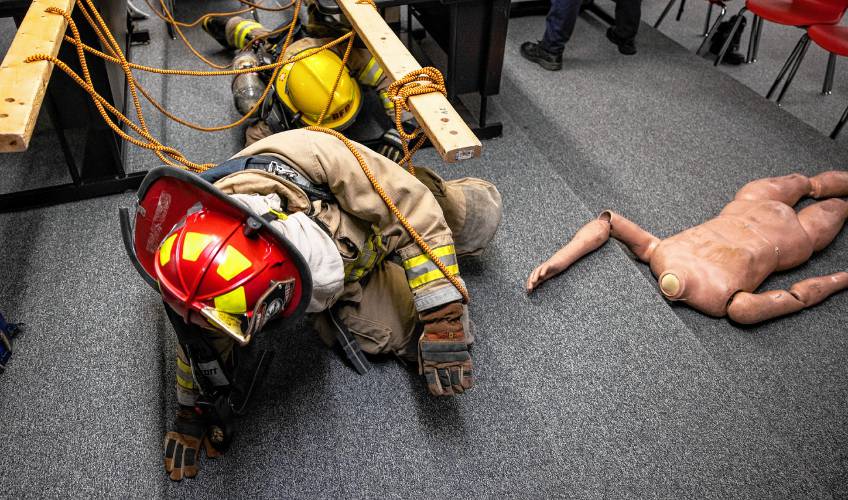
[201,155,337,203]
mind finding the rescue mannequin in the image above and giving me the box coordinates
[202,11,410,160]
[527,172,848,324]
[120,129,502,481]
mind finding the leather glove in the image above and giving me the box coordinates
[163,407,223,481]
[418,302,474,396]
[377,128,405,164]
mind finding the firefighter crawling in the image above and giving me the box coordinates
[120,129,501,481]
[202,9,412,160]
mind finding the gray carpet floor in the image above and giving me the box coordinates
[641,0,848,144]
[1,1,847,498]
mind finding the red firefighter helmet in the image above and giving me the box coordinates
[120,167,312,345]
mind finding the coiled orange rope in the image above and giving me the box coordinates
[386,67,446,174]
[305,126,469,303]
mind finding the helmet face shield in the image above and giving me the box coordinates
[122,167,312,341]
[200,279,295,345]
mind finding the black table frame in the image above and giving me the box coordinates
[0,0,144,213]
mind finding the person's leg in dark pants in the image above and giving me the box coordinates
[521,0,583,70]
[606,0,642,54]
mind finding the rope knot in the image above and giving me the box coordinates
[385,67,446,171]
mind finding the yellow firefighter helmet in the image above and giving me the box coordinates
[275,49,362,130]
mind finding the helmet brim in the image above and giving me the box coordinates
[121,166,313,323]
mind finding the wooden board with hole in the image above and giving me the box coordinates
[0,0,75,153]
[335,0,481,163]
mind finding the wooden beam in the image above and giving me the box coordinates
[0,0,75,153]
[336,0,481,163]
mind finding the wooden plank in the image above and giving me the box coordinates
[0,0,75,153]
[336,0,481,163]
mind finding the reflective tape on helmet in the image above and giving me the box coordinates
[216,245,253,281]
[357,57,384,87]
[233,20,262,49]
[214,286,247,314]
[182,232,214,262]
[159,233,178,267]
[402,245,459,289]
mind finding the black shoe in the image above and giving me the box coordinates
[520,41,563,71]
[606,28,637,55]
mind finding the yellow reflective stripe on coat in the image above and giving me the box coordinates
[176,357,191,373]
[402,244,460,289]
[402,244,456,270]
[176,373,194,389]
[407,264,460,289]
[378,90,394,110]
[357,57,384,87]
[233,20,262,49]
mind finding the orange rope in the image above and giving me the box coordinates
[386,67,447,174]
[305,126,469,303]
[28,11,205,169]
[61,31,353,77]
[35,0,308,137]
[316,34,355,126]
[28,0,444,177]
[25,0,305,168]
[28,0,464,300]
[237,0,297,12]
[147,0,296,69]
[142,0,252,28]
[157,0,230,69]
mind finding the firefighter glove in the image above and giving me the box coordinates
[163,407,223,481]
[418,301,474,396]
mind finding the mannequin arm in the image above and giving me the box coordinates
[526,211,659,292]
[726,272,848,324]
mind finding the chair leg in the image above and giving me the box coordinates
[823,53,836,95]
[654,0,678,28]
[766,34,808,100]
[750,16,763,62]
[746,16,759,63]
[676,0,687,21]
[776,34,811,104]
[715,7,746,66]
[830,102,848,139]
[703,3,713,36]
[697,7,726,55]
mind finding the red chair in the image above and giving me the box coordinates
[769,24,848,138]
[714,0,848,66]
